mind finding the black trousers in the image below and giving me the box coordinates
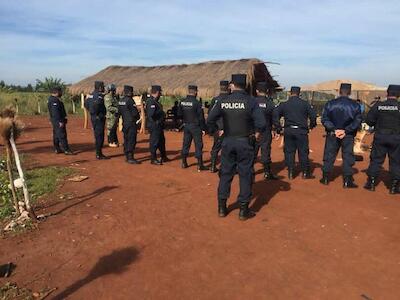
[52,123,69,151]
[284,132,310,170]
[367,133,400,180]
[91,117,105,154]
[122,125,138,156]
[322,134,355,176]
[218,137,254,204]
[149,124,166,159]
[254,130,272,165]
[210,133,223,162]
[181,124,203,159]
[108,118,119,144]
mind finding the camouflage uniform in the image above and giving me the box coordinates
[104,92,119,145]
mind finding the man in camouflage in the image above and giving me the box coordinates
[104,84,120,147]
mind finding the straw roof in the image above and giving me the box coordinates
[69,58,279,98]
[302,79,386,92]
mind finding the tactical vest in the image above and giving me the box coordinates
[221,93,253,137]
[376,101,400,134]
[181,97,200,125]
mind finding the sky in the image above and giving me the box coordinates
[0,0,399,88]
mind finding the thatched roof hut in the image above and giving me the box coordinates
[69,58,279,98]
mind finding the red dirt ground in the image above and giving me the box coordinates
[0,116,399,300]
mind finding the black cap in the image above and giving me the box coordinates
[51,86,62,94]
[94,81,104,91]
[256,82,268,93]
[151,85,162,93]
[231,74,247,87]
[220,80,229,87]
[290,86,301,94]
[387,84,400,97]
[123,85,133,96]
[340,83,352,92]
[188,85,198,91]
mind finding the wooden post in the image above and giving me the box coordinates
[72,99,76,114]
[10,131,36,219]
[5,145,20,216]
[37,98,41,115]
[14,99,19,114]
[81,93,88,129]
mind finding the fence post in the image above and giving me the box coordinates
[37,97,41,115]
[14,98,19,114]
[81,93,88,129]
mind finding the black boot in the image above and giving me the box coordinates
[218,199,228,217]
[343,176,358,189]
[364,176,377,191]
[302,169,315,179]
[389,180,399,195]
[181,157,189,169]
[197,157,209,172]
[96,152,109,160]
[319,172,329,185]
[151,155,162,165]
[239,203,255,221]
[161,155,170,163]
[64,148,75,155]
[54,148,63,154]
[126,153,141,164]
[264,164,278,180]
[210,157,218,173]
[288,168,294,180]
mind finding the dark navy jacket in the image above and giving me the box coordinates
[146,96,165,128]
[118,96,140,128]
[322,96,362,135]
[254,96,275,131]
[207,90,266,138]
[208,92,229,132]
[366,98,400,135]
[273,96,317,134]
[85,91,106,121]
[48,95,67,124]
[178,95,206,130]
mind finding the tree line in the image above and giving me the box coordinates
[0,77,67,93]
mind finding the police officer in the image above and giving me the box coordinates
[118,85,140,164]
[179,85,208,171]
[85,81,109,160]
[273,86,317,180]
[104,83,119,147]
[47,86,73,155]
[146,85,168,165]
[208,80,230,173]
[320,83,362,187]
[207,74,266,221]
[254,82,279,180]
[364,84,400,194]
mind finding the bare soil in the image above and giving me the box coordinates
[1,116,399,300]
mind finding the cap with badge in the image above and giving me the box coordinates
[188,85,198,91]
[256,82,268,93]
[94,81,104,91]
[231,74,247,87]
[151,85,162,93]
[51,86,62,94]
[290,86,301,94]
[340,83,352,92]
[123,85,134,96]
[387,84,400,97]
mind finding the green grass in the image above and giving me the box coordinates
[0,164,74,220]
[0,91,82,116]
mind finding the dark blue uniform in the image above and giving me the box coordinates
[85,91,107,156]
[321,96,362,176]
[209,93,228,167]
[207,90,266,206]
[273,96,317,173]
[118,96,140,160]
[365,99,400,189]
[254,96,276,166]
[146,96,166,161]
[48,95,70,152]
[179,95,207,159]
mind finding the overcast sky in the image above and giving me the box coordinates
[1,0,399,87]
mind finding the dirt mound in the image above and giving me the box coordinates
[69,58,279,98]
[302,79,386,91]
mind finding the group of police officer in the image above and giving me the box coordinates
[48,77,400,221]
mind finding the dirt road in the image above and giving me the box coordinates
[1,116,399,299]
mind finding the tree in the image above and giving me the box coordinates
[35,77,66,92]
[26,84,33,92]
